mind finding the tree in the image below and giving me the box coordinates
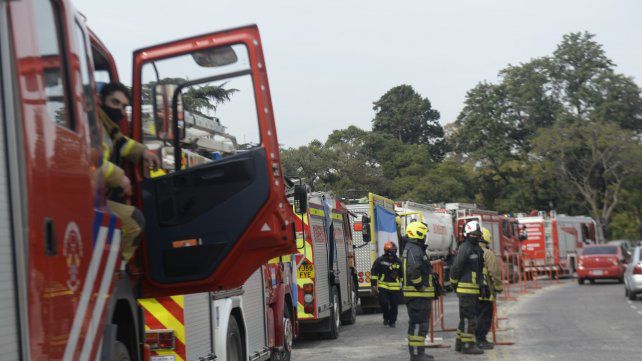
[142,78,238,116]
[372,85,445,160]
[532,121,642,241]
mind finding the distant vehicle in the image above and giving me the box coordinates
[624,246,642,301]
[577,244,627,284]
[608,240,633,259]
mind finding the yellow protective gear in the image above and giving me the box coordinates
[406,221,428,240]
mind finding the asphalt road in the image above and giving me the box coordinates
[291,279,642,361]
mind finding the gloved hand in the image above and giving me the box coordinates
[371,286,379,296]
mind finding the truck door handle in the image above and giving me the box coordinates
[44,217,56,256]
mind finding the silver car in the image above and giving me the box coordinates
[624,246,642,301]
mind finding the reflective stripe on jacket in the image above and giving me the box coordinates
[401,238,435,299]
[479,246,503,301]
[371,254,403,291]
[450,237,484,296]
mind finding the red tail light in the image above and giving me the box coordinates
[304,304,315,314]
[303,283,314,294]
[145,330,175,351]
[634,263,642,275]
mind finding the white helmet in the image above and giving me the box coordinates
[464,220,482,237]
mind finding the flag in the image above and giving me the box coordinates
[374,205,398,256]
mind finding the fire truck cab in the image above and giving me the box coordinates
[1,1,295,360]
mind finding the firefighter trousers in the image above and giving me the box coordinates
[456,295,479,344]
[378,288,401,325]
[476,300,493,342]
[107,200,145,262]
[406,298,431,356]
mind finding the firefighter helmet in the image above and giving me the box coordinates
[481,227,491,244]
[384,241,397,253]
[406,221,428,240]
[464,220,482,237]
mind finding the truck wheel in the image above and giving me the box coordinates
[341,288,357,325]
[227,317,244,361]
[322,286,340,339]
[112,341,131,361]
[271,304,293,361]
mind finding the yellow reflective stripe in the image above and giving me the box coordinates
[138,298,186,345]
[378,284,401,290]
[472,271,477,285]
[411,277,422,284]
[408,341,425,346]
[403,291,435,298]
[331,212,343,220]
[456,282,479,289]
[121,138,136,157]
[104,162,114,180]
[170,295,184,308]
[450,278,458,284]
[309,208,325,217]
[456,288,480,295]
[408,335,425,341]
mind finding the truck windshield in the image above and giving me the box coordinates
[581,246,617,255]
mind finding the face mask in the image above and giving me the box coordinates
[101,104,123,124]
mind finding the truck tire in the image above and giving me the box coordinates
[226,317,244,361]
[271,304,293,361]
[112,341,131,361]
[321,286,340,339]
[340,288,357,325]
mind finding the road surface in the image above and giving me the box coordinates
[291,279,642,360]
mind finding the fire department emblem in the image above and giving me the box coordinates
[63,222,83,293]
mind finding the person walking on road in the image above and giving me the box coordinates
[476,227,503,350]
[371,241,403,328]
[401,221,436,361]
[450,220,485,355]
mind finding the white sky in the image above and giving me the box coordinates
[74,0,642,148]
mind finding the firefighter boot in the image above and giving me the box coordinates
[462,342,484,355]
[477,339,495,350]
[455,338,462,352]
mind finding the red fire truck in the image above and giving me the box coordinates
[448,203,524,278]
[294,192,358,338]
[518,211,596,276]
[0,1,297,359]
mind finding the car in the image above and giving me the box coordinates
[624,246,642,300]
[577,244,627,284]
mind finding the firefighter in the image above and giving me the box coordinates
[401,221,435,361]
[98,82,160,262]
[371,241,403,328]
[476,227,503,349]
[450,220,485,355]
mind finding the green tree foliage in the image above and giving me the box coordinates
[372,85,446,161]
[142,77,238,116]
[281,32,642,240]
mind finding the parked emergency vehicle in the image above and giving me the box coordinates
[0,1,296,359]
[518,211,596,275]
[346,193,398,311]
[140,258,296,361]
[445,203,523,275]
[294,192,358,338]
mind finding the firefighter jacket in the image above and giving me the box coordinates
[98,108,146,189]
[479,244,503,301]
[450,237,484,297]
[371,253,403,291]
[401,237,435,299]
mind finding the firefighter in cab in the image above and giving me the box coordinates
[477,227,503,349]
[371,241,403,328]
[450,220,486,355]
[401,221,436,361]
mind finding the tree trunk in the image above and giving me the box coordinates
[594,218,607,243]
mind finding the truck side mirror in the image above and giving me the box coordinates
[152,83,185,141]
[293,184,308,214]
[361,215,371,243]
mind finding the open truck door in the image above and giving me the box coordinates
[131,26,296,296]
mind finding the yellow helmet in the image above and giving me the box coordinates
[481,227,491,244]
[406,221,428,240]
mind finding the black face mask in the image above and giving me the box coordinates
[101,104,123,124]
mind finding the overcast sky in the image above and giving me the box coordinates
[74,0,642,147]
